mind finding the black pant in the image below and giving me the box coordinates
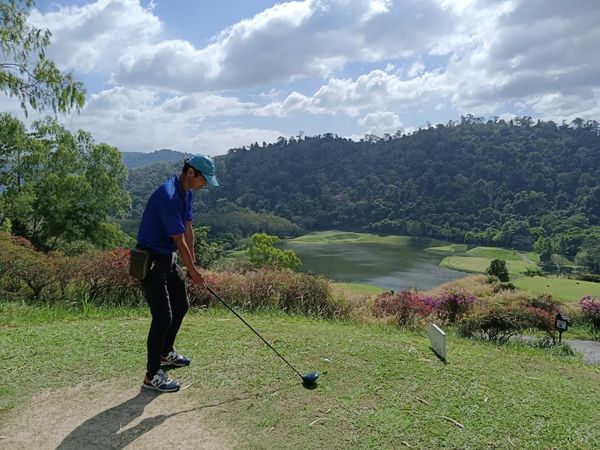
[140,252,189,378]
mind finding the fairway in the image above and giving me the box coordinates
[514,276,600,303]
[2,305,600,449]
[331,282,385,295]
[439,246,540,276]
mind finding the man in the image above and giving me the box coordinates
[136,154,219,392]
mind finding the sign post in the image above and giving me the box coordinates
[555,312,569,344]
[428,323,447,362]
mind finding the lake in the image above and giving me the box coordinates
[281,233,467,291]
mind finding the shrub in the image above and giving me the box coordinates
[523,268,544,277]
[0,232,60,301]
[579,296,600,330]
[487,259,510,282]
[73,248,142,305]
[575,273,600,283]
[458,303,555,343]
[522,294,560,314]
[372,291,435,326]
[434,289,477,324]
[491,282,517,293]
[188,269,348,319]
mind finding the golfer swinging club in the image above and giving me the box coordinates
[136,154,219,392]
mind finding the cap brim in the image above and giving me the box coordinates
[203,173,219,187]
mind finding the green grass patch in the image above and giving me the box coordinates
[2,303,600,448]
[289,230,431,246]
[440,247,540,276]
[331,282,385,295]
[466,246,522,260]
[440,256,491,274]
[513,276,600,303]
[424,244,468,254]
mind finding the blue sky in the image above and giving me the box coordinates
[3,0,599,155]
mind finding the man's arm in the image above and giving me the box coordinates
[184,220,196,264]
[171,233,205,287]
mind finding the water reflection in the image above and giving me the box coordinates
[282,240,466,291]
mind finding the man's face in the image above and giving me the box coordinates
[187,168,208,191]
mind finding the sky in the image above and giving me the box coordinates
[2,0,600,155]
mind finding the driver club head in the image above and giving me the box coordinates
[301,371,319,385]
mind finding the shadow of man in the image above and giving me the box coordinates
[56,388,173,450]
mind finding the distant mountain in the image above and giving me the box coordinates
[121,149,191,169]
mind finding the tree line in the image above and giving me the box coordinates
[197,116,600,266]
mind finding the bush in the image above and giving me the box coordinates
[73,248,142,305]
[434,289,477,324]
[574,273,600,283]
[458,303,555,343]
[487,259,510,282]
[523,268,544,277]
[372,291,436,327]
[579,296,600,330]
[0,232,60,301]
[188,269,349,319]
[491,282,517,293]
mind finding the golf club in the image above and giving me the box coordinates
[206,286,319,385]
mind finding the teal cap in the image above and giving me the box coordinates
[186,154,219,187]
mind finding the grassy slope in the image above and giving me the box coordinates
[513,276,600,302]
[439,246,539,276]
[331,282,385,295]
[289,231,434,246]
[2,304,600,449]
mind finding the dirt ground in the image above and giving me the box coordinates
[0,380,234,449]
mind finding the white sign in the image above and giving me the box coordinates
[428,324,447,361]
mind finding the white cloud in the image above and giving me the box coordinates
[113,0,460,92]
[408,62,425,78]
[65,87,268,154]
[29,0,161,72]
[257,69,451,117]
[359,111,403,135]
[256,0,600,122]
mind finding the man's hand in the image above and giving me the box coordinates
[187,266,207,289]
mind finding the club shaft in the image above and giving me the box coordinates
[207,286,303,379]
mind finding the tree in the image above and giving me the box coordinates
[487,259,510,282]
[247,233,301,270]
[0,115,131,250]
[534,236,554,265]
[193,226,224,269]
[575,240,600,274]
[1,0,85,114]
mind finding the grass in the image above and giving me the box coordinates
[514,276,600,303]
[439,246,540,276]
[289,230,439,246]
[424,244,469,254]
[2,302,600,448]
[331,282,385,295]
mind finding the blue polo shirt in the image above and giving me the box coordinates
[137,176,193,254]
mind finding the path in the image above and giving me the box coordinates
[0,381,233,449]
[565,339,600,365]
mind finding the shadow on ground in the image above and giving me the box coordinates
[56,383,297,449]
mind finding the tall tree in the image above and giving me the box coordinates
[0,115,131,250]
[1,0,85,114]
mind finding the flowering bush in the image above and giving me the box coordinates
[580,296,600,329]
[372,291,436,326]
[434,289,477,323]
